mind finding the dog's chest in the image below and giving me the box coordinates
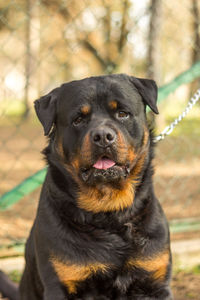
[50,246,170,297]
[50,225,133,294]
[50,218,170,297]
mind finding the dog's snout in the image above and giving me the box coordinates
[91,127,116,147]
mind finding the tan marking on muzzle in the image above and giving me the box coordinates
[80,132,93,165]
[62,133,92,182]
[115,130,129,164]
[127,147,137,164]
[129,127,149,177]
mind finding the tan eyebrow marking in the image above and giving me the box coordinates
[81,105,91,115]
[108,100,118,110]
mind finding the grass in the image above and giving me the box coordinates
[173,264,200,276]
[8,270,22,283]
[0,99,26,117]
[191,265,200,275]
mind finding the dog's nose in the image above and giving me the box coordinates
[91,127,116,147]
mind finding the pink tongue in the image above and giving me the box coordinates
[93,158,116,170]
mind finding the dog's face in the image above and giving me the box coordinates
[35,74,158,211]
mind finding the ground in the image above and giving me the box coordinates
[172,270,200,300]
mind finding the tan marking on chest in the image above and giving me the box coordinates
[77,181,134,213]
[127,250,170,281]
[51,257,110,294]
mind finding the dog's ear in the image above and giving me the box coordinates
[34,88,59,136]
[130,77,159,114]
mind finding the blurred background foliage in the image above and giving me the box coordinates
[0,0,199,116]
[0,0,200,248]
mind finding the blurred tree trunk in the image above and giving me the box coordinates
[146,0,162,126]
[190,0,200,95]
[146,0,162,83]
[82,0,130,74]
[23,0,31,119]
[23,0,41,118]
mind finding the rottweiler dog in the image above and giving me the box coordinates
[0,74,173,300]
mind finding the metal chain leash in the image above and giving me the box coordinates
[154,88,200,143]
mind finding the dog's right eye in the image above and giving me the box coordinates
[115,111,130,120]
[73,116,83,126]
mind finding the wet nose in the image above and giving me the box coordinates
[91,127,116,147]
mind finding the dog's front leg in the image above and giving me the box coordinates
[43,287,68,300]
[41,269,69,300]
[130,287,173,300]
[133,295,173,300]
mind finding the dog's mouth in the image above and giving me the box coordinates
[80,155,130,185]
[93,157,116,170]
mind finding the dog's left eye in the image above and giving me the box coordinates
[116,111,130,120]
[73,116,83,126]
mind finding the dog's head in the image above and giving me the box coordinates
[35,74,158,211]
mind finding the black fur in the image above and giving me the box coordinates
[0,74,173,300]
